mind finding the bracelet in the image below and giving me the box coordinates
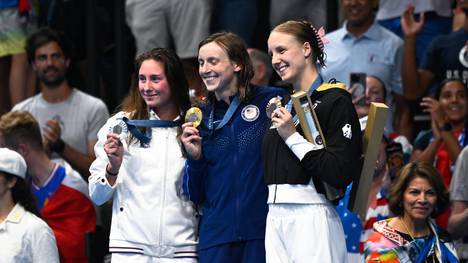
[106,165,119,176]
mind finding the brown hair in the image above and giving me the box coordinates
[198,32,254,103]
[272,20,326,68]
[0,111,44,151]
[26,27,72,64]
[1,172,40,217]
[120,48,191,142]
[388,161,449,218]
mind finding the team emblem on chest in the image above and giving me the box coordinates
[241,105,260,122]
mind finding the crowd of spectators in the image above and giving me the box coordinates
[1,0,468,262]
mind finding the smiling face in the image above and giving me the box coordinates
[438,80,467,124]
[365,76,386,105]
[402,176,437,222]
[268,31,310,85]
[138,59,174,111]
[32,41,69,87]
[198,41,241,96]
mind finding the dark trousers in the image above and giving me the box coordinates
[199,240,265,263]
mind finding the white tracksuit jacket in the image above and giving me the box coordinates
[89,111,198,258]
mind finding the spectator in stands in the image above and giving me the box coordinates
[0,111,96,263]
[377,0,453,66]
[321,0,410,138]
[12,27,109,179]
[364,161,458,262]
[0,147,59,262]
[89,48,198,262]
[248,48,273,86]
[352,75,387,129]
[401,0,468,100]
[449,146,468,261]
[125,0,210,98]
[0,0,36,114]
[411,78,468,228]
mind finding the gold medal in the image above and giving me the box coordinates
[185,107,203,128]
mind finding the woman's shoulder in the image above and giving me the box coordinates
[16,207,53,236]
[364,219,403,262]
[369,218,406,246]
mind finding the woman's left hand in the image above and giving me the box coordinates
[271,107,296,140]
[421,97,446,127]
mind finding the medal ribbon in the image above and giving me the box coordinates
[209,96,241,131]
[122,117,180,144]
[285,74,324,124]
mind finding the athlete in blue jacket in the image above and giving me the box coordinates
[181,32,285,263]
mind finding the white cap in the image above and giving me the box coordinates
[0,148,27,179]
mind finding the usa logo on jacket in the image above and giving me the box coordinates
[241,105,259,122]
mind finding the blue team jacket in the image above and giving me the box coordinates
[184,86,285,250]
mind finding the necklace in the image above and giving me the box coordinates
[399,217,436,263]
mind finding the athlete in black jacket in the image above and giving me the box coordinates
[263,20,362,263]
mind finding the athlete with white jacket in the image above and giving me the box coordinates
[89,48,198,262]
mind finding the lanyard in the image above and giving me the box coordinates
[208,96,241,131]
[122,117,180,144]
[285,75,324,123]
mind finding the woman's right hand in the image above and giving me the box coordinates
[401,5,425,38]
[181,122,202,160]
[104,133,124,173]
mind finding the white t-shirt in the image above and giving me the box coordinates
[13,88,109,155]
[0,204,59,263]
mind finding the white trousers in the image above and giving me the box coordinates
[111,253,197,263]
[265,203,348,263]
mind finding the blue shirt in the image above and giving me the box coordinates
[321,22,404,132]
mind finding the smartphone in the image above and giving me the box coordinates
[350,72,366,106]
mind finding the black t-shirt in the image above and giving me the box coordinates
[421,29,468,93]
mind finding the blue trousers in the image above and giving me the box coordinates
[199,240,265,263]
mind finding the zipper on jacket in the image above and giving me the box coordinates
[158,129,170,247]
[231,123,242,241]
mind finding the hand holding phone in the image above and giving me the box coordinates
[349,72,366,106]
